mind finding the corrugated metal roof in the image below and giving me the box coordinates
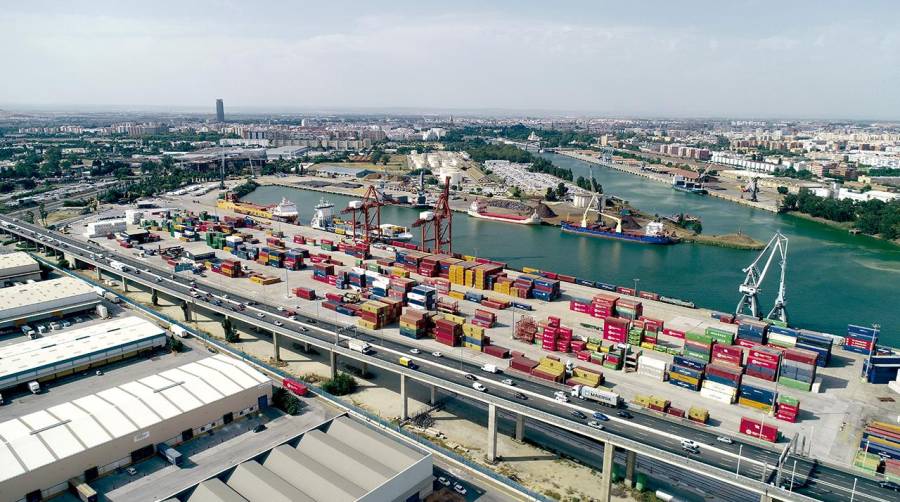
[226,461,316,502]
[0,276,96,310]
[0,317,165,385]
[0,355,268,484]
[187,479,248,502]
[0,252,39,274]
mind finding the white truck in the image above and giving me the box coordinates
[349,340,372,354]
[480,363,499,374]
[170,325,189,338]
[110,260,129,272]
[28,381,41,394]
[570,385,621,408]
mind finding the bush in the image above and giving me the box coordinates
[169,336,185,352]
[272,387,304,415]
[777,186,788,195]
[321,372,358,396]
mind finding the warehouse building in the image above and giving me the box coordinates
[84,219,126,238]
[0,252,41,287]
[0,355,272,502]
[0,277,100,330]
[168,415,433,502]
[0,316,167,392]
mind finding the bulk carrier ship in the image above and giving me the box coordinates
[561,193,678,245]
[467,200,541,225]
[217,192,299,223]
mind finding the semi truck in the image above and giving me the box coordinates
[170,325,189,338]
[28,381,41,394]
[570,385,621,408]
[349,340,372,354]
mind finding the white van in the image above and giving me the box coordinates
[480,364,498,374]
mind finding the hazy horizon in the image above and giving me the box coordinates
[4,0,899,120]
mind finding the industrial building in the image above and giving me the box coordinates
[0,316,167,392]
[167,415,433,502]
[0,277,100,330]
[0,354,272,502]
[84,219,126,238]
[0,252,41,287]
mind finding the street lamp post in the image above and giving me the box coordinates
[632,277,640,296]
[736,444,743,477]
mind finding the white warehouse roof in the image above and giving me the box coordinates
[0,277,98,321]
[0,252,40,279]
[0,317,167,390]
[0,354,269,484]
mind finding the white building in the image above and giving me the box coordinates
[0,277,100,329]
[85,219,127,238]
[0,252,41,287]
[0,355,272,502]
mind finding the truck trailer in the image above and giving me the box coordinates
[570,385,621,408]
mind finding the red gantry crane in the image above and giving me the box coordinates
[341,184,383,243]
[413,177,452,253]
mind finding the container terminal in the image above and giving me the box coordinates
[59,188,900,449]
[2,183,899,501]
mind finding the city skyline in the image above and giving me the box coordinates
[3,0,900,120]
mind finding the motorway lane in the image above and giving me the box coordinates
[2,215,893,502]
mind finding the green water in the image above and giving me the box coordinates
[243,153,900,344]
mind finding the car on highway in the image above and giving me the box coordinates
[409,348,420,354]
[464,373,477,381]
[554,394,569,403]
[126,467,137,476]
[617,410,633,419]
[716,436,734,445]
[879,480,900,491]
[472,382,487,392]
[592,412,609,421]
[501,378,514,386]
[571,410,587,420]
[256,312,265,318]
[274,321,283,327]
[437,476,451,487]
[431,351,442,358]
[252,424,267,433]
[514,392,528,400]
[453,483,467,496]
[155,276,162,282]
[587,420,605,430]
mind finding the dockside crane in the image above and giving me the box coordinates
[341,184,384,243]
[736,232,789,323]
[413,177,452,253]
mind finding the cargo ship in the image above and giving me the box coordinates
[561,193,678,245]
[217,192,299,223]
[467,200,541,225]
[309,198,413,242]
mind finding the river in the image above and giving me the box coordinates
[243,153,900,345]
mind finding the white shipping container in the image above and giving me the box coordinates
[768,333,797,347]
[638,355,669,370]
[700,386,736,404]
[703,380,739,394]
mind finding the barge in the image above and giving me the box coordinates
[467,200,541,225]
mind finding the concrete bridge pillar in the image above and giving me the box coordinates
[429,384,437,405]
[96,267,102,280]
[121,276,128,292]
[182,302,192,322]
[515,413,525,442]
[624,450,637,487]
[400,373,408,420]
[599,443,615,502]
[273,332,281,362]
[759,494,772,502]
[151,289,159,306]
[486,403,498,463]
[329,350,337,379]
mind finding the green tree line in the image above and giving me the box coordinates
[780,189,900,239]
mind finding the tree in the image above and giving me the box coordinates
[222,317,239,343]
[56,257,69,269]
[321,373,358,396]
[24,211,35,224]
[38,203,48,226]
[169,336,185,353]
[544,187,556,201]
[272,387,304,415]
[556,182,568,199]
[777,186,789,195]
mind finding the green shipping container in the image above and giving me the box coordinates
[686,331,713,345]
[777,394,800,406]
[778,376,812,391]
[705,327,735,345]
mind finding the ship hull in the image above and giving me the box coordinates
[673,186,708,195]
[561,222,677,245]
[467,210,541,225]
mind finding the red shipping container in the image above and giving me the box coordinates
[663,328,686,339]
[667,407,685,418]
[739,417,778,442]
[747,358,779,371]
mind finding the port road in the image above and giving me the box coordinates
[1,214,893,502]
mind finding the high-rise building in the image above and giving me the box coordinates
[216,98,225,122]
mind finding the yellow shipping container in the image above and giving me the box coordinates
[634,395,651,407]
[464,342,483,351]
[669,372,699,385]
[649,396,671,408]
[358,319,378,330]
[443,313,466,325]
[463,255,476,262]
[448,291,465,300]
[737,397,772,411]
[335,228,346,235]
[688,406,709,421]
[522,266,541,274]
[462,323,484,338]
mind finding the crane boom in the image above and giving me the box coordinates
[736,232,789,323]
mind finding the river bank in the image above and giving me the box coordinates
[782,210,900,247]
[554,149,780,213]
[262,176,760,249]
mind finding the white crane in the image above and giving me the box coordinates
[736,232,789,323]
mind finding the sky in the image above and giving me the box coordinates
[2,0,899,119]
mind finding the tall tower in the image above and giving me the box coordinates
[215,98,225,122]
